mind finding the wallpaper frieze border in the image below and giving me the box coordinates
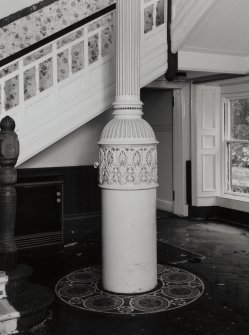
[0,0,115,66]
[0,0,165,67]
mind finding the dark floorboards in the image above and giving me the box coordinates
[19,212,249,335]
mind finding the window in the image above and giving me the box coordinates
[224,97,249,196]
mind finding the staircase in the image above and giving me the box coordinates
[0,0,167,165]
[0,3,167,330]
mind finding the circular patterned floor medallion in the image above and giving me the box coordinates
[55,265,205,315]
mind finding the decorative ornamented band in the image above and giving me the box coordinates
[99,145,158,189]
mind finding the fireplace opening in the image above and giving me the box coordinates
[15,180,63,249]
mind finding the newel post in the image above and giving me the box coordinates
[0,116,19,272]
[0,116,53,334]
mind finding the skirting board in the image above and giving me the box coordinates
[189,206,249,226]
[157,199,174,213]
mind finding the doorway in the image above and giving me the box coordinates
[141,88,174,213]
[141,82,190,217]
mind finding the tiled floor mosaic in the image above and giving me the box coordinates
[55,264,205,315]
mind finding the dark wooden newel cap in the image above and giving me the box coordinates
[0,116,16,131]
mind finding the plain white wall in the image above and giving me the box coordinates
[19,108,113,168]
[0,0,40,19]
[141,88,173,203]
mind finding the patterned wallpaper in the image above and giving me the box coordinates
[0,0,115,61]
[0,0,165,62]
[0,11,114,112]
[144,0,165,34]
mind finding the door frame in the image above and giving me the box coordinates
[144,78,191,216]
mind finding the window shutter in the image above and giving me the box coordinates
[193,85,221,206]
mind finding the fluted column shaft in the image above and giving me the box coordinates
[114,0,142,114]
[116,0,140,100]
